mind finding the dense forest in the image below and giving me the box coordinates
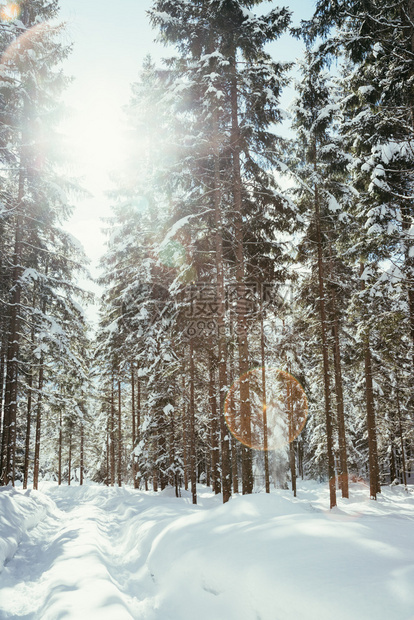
[0,0,413,510]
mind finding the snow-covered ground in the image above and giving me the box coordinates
[0,480,413,620]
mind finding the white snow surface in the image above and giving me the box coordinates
[0,481,414,619]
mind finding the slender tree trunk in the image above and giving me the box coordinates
[153,441,158,492]
[131,363,137,487]
[110,382,115,486]
[209,355,221,494]
[117,377,122,486]
[396,383,407,487]
[390,444,396,483]
[68,430,72,486]
[105,415,109,487]
[359,264,380,498]
[213,120,231,503]
[136,368,141,489]
[58,410,62,486]
[2,220,23,486]
[228,321,239,494]
[22,369,33,490]
[189,340,197,504]
[315,184,336,509]
[298,440,304,479]
[363,336,380,497]
[260,307,270,493]
[32,356,44,491]
[80,421,84,486]
[182,371,189,491]
[0,375,10,485]
[286,370,297,497]
[230,57,253,495]
[0,334,6,473]
[328,265,349,498]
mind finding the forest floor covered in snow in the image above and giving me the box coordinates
[0,480,413,620]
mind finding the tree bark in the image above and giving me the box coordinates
[189,340,197,504]
[328,266,349,498]
[80,419,84,486]
[182,370,189,491]
[2,216,23,486]
[260,307,270,493]
[213,119,231,502]
[110,381,115,486]
[58,410,62,486]
[131,363,136,484]
[230,58,253,495]
[360,264,380,498]
[209,355,221,494]
[396,382,407,487]
[22,368,33,490]
[68,430,72,486]
[228,319,239,494]
[315,185,336,509]
[117,377,122,486]
[136,368,141,488]
[0,333,6,474]
[32,355,44,490]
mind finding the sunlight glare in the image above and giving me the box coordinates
[0,3,20,21]
[224,368,308,451]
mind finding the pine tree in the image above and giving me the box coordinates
[0,1,91,487]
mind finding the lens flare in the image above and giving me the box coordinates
[0,22,50,68]
[224,367,307,451]
[0,3,20,21]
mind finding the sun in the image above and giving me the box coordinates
[0,3,20,21]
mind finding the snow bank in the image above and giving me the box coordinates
[0,485,53,572]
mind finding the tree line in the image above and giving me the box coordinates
[0,0,92,489]
[1,0,413,508]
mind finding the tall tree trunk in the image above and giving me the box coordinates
[363,336,380,497]
[58,410,62,486]
[189,340,197,504]
[396,381,407,487]
[228,320,239,494]
[213,119,231,503]
[260,307,270,493]
[22,369,33,490]
[131,363,138,488]
[117,377,122,486]
[0,333,6,473]
[328,257,349,499]
[390,444,396,483]
[182,370,188,491]
[32,355,44,491]
[286,370,297,497]
[2,217,23,486]
[110,382,115,486]
[136,368,141,489]
[209,355,221,494]
[105,414,109,486]
[230,61,253,495]
[315,184,336,509]
[360,264,380,498]
[80,420,84,486]
[68,430,72,486]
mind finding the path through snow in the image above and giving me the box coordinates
[0,482,414,619]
